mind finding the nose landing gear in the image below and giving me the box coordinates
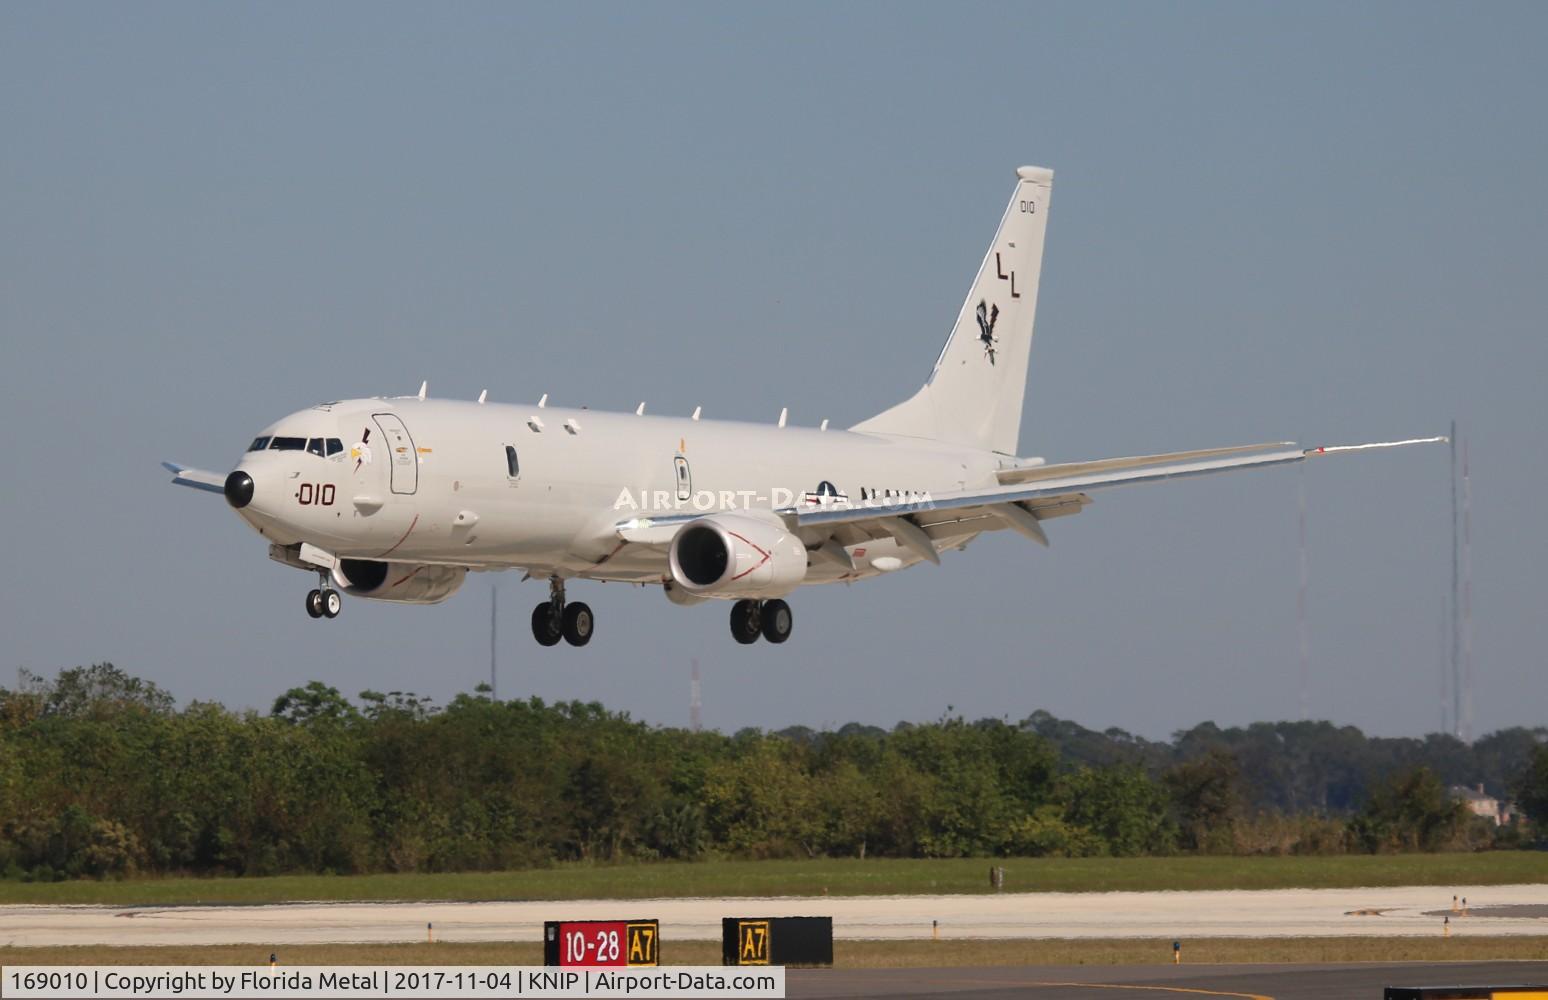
[730,598,793,644]
[305,571,342,620]
[531,577,593,647]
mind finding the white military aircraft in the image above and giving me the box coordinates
[167,166,1441,647]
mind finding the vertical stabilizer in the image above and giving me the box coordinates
[852,166,1053,455]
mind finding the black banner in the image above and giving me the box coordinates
[1384,988,1548,999]
[721,916,833,967]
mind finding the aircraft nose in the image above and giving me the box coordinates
[224,470,255,509]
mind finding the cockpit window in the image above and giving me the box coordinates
[260,435,342,456]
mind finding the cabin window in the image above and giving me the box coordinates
[505,445,520,478]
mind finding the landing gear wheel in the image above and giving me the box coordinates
[730,599,762,644]
[531,602,562,646]
[306,589,325,619]
[562,602,594,647]
[322,590,342,619]
[760,599,793,644]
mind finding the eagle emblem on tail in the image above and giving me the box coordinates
[976,300,1000,365]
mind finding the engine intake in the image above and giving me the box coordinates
[668,514,807,599]
[332,559,466,605]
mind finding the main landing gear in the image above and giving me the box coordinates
[532,577,593,647]
[305,570,342,620]
[729,598,793,645]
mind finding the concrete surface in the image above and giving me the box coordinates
[1,884,1544,948]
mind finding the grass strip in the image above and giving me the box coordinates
[2,854,1544,907]
[3,938,1545,969]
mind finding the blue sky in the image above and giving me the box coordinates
[2,2,1543,738]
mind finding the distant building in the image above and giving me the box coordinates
[1450,783,1515,825]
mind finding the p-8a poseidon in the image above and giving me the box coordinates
[167,166,1441,647]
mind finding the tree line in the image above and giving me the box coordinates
[0,664,1543,881]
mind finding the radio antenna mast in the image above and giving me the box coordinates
[1461,435,1474,742]
[1298,465,1310,721]
[1438,600,1450,735]
[1449,420,1462,739]
[690,658,702,732]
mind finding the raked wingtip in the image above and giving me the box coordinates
[1304,435,1449,456]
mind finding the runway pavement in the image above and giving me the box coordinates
[1,885,1544,948]
[786,961,1548,1000]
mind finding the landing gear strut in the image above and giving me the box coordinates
[532,577,593,647]
[730,598,792,644]
[306,571,341,620]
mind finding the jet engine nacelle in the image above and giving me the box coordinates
[668,513,807,599]
[332,559,466,605]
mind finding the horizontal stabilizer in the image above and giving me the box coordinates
[163,462,225,495]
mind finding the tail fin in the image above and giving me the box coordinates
[851,165,1053,455]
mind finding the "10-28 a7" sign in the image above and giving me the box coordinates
[543,919,659,967]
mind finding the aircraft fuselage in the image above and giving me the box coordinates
[232,396,999,585]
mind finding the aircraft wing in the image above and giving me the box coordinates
[614,436,1445,559]
[994,441,1294,485]
[786,436,1447,564]
[163,461,226,495]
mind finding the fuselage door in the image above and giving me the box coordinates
[674,455,691,501]
[373,413,419,495]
